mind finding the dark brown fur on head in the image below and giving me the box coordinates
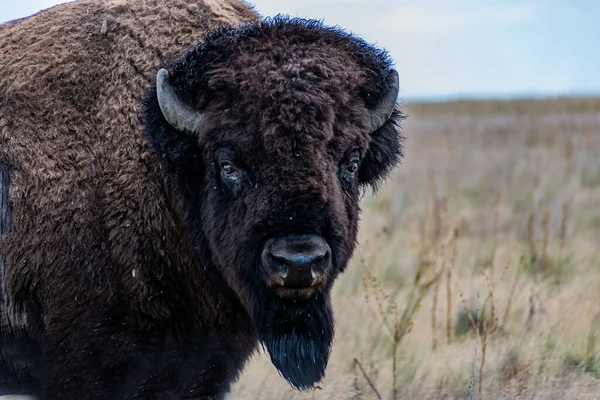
[144,16,404,390]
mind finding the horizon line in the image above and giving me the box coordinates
[401,90,600,104]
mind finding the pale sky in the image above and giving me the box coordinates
[1,0,599,100]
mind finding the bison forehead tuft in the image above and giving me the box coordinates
[168,16,394,153]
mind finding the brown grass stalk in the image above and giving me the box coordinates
[527,211,536,263]
[445,268,452,345]
[460,291,478,332]
[353,359,382,400]
[419,204,429,267]
[392,335,399,400]
[446,229,458,345]
[467,307,481,400]
[541,209,550,272]
[559,200,568,267]
[361,246,441,399]
[564,137,573,181]
[489,249,516,334]
[489,192,500,335]
[432,271,440,351]
[502,255,524,331]
[478,294,493,399]
[352,361,361,400]
[526,288,536,331]
[429,169,441,244]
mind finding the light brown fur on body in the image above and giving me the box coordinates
[0,0,259,396]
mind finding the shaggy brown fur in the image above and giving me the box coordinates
[0,0,259,397]
[0,0,404,399]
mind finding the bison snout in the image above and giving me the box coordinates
[262,234,331,290]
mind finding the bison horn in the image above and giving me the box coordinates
[368,69,399,133]
[156,68,204,134]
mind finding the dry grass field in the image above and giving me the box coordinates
[230,97,600,399]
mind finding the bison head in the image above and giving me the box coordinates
[143,17,403,390]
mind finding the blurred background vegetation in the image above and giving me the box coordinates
[232,97,600,399]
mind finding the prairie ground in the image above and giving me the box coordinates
[231,97,600,399]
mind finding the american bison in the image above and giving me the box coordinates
[0,0,404,398]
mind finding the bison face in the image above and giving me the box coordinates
[144,18,404,390]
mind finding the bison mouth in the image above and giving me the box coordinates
[273,286,318,301]
[252,290,334,390]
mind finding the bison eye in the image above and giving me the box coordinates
[221,162,236,175]
[341,156,360,183]
[220,161,241,183]
[347,161,359,174]
[216,148,243,191]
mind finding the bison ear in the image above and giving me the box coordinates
[358,70,404,190]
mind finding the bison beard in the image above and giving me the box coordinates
[253,292,334,390]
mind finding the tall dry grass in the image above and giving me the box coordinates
[231,97,600,399]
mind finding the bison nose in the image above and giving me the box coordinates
[263,234,331,289]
